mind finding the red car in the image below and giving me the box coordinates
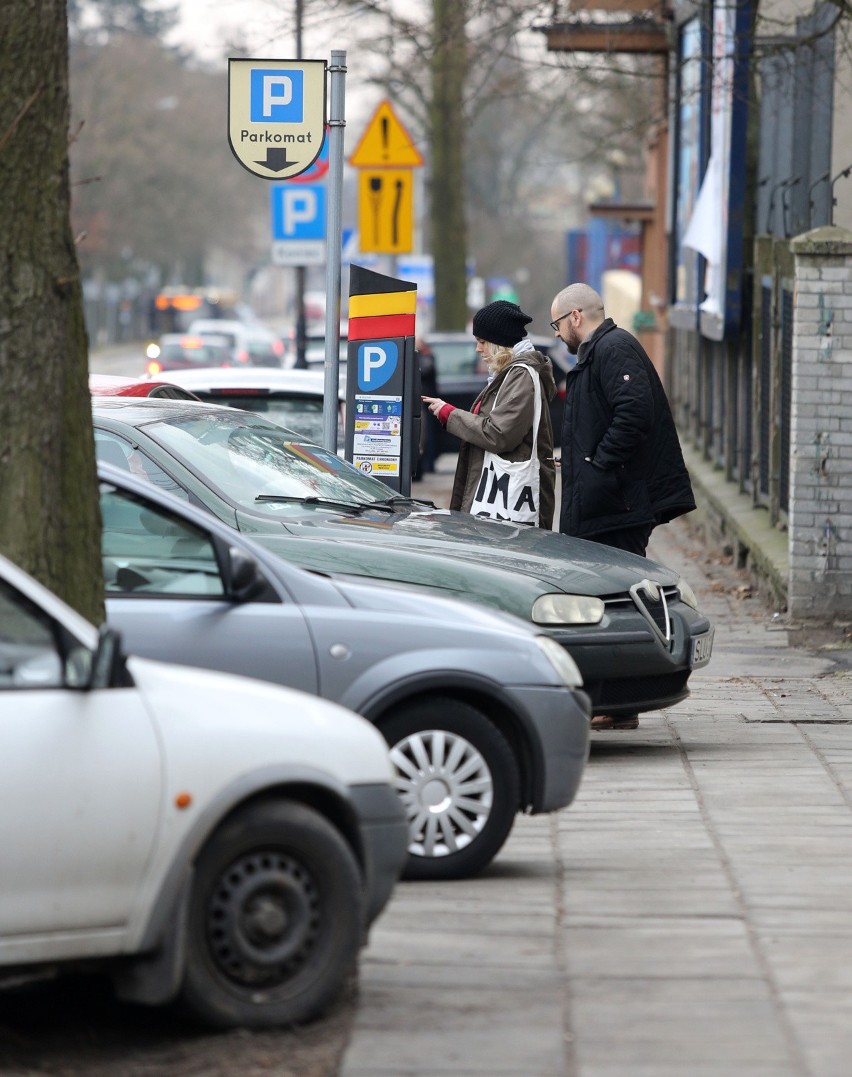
[88,375,200,400]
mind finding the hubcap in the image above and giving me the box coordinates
[389,728,493,859]
[206,851,320,987]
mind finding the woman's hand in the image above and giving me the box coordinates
[422,395,447,418]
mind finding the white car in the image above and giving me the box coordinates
[0,553,407,1028]
[158,366,345,445]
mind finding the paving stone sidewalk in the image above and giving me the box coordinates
[342,471,852,1077]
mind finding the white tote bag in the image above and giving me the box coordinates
[469,364,541,525]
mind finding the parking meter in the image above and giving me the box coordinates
[344,265,418,495]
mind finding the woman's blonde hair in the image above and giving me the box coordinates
[481,341,513,374]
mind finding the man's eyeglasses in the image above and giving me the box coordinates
[550,309,582,332]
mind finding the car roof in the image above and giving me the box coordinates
[143,366,346,400]
[90,374,154,392]
[159,331,228,343]
[187,319,277,339]
[89,374,200,399]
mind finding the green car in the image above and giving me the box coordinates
[92,397,714,715]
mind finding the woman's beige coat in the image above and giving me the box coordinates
[447,349,557,528]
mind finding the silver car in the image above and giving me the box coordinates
[98,464,591,881]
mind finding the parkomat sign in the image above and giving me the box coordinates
[344,265,418,493]
[228,58,327,179]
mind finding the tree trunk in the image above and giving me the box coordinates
[429,0,468,330]
[0,0,105,624]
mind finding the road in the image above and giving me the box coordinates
[89,341,150,377]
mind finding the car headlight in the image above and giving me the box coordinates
[531,593,605,625]
[534,636,584,687]
[676,577,699,610]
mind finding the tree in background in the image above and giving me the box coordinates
[289,0,653,330]
[68,0,179,42]
[69,35,264,291]
[429,0,468,329]
[0,0,104,622]
[64,0,658,338]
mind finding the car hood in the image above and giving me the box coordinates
[126,654,394,787]
[242,506,679,616]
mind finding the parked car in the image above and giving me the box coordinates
[186,318,285,368]
[89,374,200,400]
[0,552,407,1028]
[154,367,345,445]
[90,398,715,718]
[96,462,590,881]
[145,332,234,375]
[425,331,570,457]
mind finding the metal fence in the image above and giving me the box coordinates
[668,238,794,530]
[82,279,156,347]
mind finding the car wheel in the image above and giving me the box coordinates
[179,800,363,1029]
[381,698,520,881]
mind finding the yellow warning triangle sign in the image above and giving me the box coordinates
[349,99,423,168]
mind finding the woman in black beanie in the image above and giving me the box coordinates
[423,301,557,527]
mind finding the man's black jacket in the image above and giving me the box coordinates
[559,319,696,540]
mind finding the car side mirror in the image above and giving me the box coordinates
[226,547,269,603]
[84,625,131,690]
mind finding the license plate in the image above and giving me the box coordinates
[690,629,714,668]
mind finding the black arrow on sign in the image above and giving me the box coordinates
[256,147,294,172]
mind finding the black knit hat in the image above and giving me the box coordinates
[472,301,533,347]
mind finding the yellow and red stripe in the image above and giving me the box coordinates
[348,288,416,341]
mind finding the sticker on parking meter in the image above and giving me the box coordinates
[353,433,399,456]
[354,456,400,476]
[354,395,402,435]
[353,393,401,473]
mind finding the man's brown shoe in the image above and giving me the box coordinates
[591,714,639,730]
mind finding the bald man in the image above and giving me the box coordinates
[550,283,696,730]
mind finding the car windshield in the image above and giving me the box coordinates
[161,337,232,365]
[142,411,390,510]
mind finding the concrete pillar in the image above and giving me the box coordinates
[788,226,852,620]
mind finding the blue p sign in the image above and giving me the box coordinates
[271,185,326,240]
[250,70,304,122]
[358,341,398,391]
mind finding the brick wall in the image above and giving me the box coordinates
[788,226,852,619]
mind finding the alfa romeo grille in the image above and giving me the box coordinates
[604,583,678,649]
[629,580,674,647]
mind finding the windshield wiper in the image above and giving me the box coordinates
[372,494,436,509]
[255,494,395,513]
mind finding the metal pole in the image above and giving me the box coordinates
[294,0,307,369]
[323,49,346,452]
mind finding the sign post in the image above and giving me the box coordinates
[348,99,423,256]
[344,264,418,494]
[322,50,346,453]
